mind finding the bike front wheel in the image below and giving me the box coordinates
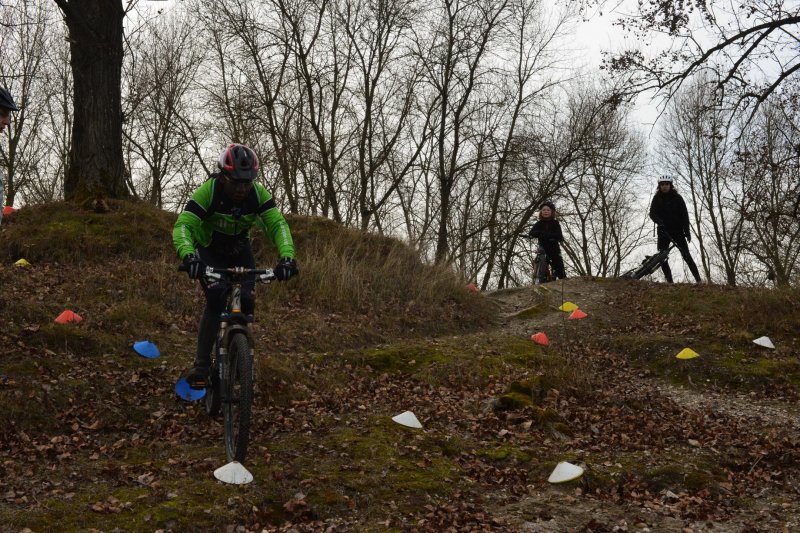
[223,333,254,463]
[205,358,222,417]
[535,256,550,283]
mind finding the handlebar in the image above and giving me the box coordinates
[178,264,276,283]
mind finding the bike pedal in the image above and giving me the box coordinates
[188,379,208,390]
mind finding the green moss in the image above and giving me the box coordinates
[534,407,561,424]
[345,343,451,373]
[327,334,564,390]
[262,417,464,521]
[478,445,532,463]
[644,464,715,492]
[717,352,800,381]
[550,422,574,437]
[507,380,534,395]
[610,330,800,391]
[497,391,533,410]
[1,200,175,264]
[513,303,546,319]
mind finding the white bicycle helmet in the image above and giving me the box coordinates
[658,175,674,183]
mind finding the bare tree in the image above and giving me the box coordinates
[656,78,746,285]
[412,0,512,263]
[0,1,51,205]
[478,0,574,288]
[337,0,428,231]
[28,17,73,204]
[560,84,646,277]
[123,11,205,208]
[734,96,800,286]
[269,0,357,222]
[607,0,800,121]
[54,0,130,202]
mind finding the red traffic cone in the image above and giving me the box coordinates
[531,332,550,346]
[568,309,587,320]
[55,310,82,324]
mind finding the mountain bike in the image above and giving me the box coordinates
[620,228,676,280]
[179,264,276,463]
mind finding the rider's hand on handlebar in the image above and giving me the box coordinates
[182,253,205,280]
[274,257,298,281]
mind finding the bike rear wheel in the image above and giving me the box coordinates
[223,333,254,463]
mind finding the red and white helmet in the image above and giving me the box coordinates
[217,143,259,181]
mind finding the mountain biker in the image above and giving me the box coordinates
[0,87,19,225]
[173,143,298,388]
[527,201,567,282]
[648,175,702,283]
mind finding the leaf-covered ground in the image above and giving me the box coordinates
[1,203,799,532]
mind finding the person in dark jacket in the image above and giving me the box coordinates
[0,87,19,225]
[0,88,19,383]
[648,175,701,283]
[527,201,567,281]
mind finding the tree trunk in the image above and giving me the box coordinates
[56,0,129,202]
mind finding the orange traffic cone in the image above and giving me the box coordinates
[531,332,550,346]
[568,309,588,320]
[55,310,82,324]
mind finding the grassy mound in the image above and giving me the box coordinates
[0,200,176,263]
[605,280,800,392]
[0,201,494,347]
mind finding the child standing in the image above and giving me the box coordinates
[527,201,567,282]
[648,175,702,283]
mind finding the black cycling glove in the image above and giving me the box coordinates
[182,254,205,280]
[274,257,298,281]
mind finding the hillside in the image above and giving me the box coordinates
[1,201,799,532]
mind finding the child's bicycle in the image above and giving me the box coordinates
[522,235,555,284]
[533,244,556,284]
[179,264,276,463]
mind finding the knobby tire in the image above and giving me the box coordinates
[205,353,222,417]
[223,333,253,463]
[535,253,552,284]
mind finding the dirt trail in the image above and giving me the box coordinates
[484,278,800,532]
[489,278,800,433]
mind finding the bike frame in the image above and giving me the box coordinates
[204,266,274,389]
[216,285,255,372]
[620,227,678,280]
[532,244,554,284]
[200,266,275,462]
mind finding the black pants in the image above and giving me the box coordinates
[540,241,567,280]
[193,242,256,367]
[657,230,701,283]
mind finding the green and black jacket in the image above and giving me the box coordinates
[172,177,295,260]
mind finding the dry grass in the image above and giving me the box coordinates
[0,201,495,356]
